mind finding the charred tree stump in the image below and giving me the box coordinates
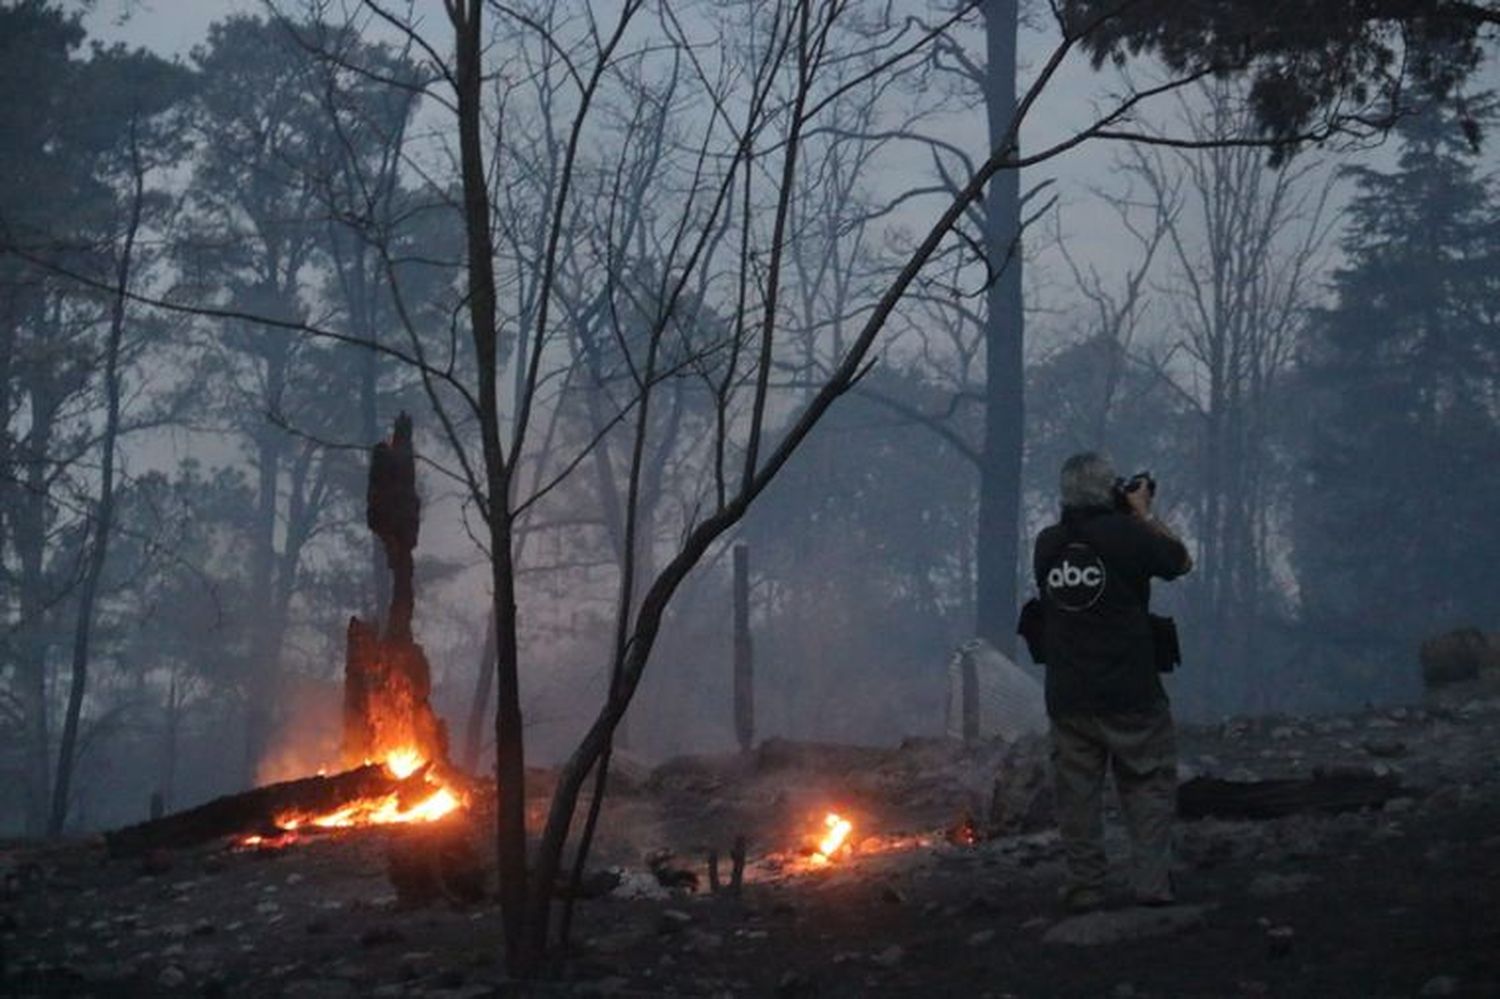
[342,617,380,764]
[368,411,420,643]
[342,413,449,769]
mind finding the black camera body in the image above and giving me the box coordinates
[1113,471,1156,510]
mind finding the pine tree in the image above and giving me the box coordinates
[1294,104,1500,682]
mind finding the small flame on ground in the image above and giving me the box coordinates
[812,812,853,864]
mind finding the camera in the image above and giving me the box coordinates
[1113,471,1156,510]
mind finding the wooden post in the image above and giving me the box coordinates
[961,645,979,743]
[707,849,721,894]
[733,544,754,753]
[729,835,747,896]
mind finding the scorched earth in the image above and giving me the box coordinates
[4,691,1500,998]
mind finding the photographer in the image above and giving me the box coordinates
[1032,452,1192,912]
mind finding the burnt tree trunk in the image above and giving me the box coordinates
[369,412,420,643]
[342,413,448,767]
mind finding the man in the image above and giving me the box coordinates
[1033,451,1192,912]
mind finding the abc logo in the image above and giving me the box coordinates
[1046,544,1106,611]
[1048,561,1102,589]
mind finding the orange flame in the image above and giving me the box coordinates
[813,812,853,863]
[383,747,425,780]
[289,784,460,830]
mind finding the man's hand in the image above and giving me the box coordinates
[1131,489,1193,575]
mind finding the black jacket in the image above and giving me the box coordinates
[1032,506,1190,715]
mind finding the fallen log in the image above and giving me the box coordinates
[105,764,420,855]
[1177,772,1402,821]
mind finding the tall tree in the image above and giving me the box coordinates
[1,0,101,837]
[181,15,366,787]
[1067,0,1497,154]
[977,1,1026,657]
[0,1,186,834]
[1120,83,1334,713]
[861,2,1034,655]
[297,22,431,621]
[47,45,193,835]
[1293,101,1500,686]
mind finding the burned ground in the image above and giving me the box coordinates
[5,692,1499,998]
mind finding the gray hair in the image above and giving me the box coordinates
[1060,451,1117,509]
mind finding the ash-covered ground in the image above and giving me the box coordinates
[5,690,1500,998]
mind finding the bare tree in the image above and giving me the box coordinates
[1050,175,1180,451]
[1123,82,1337,710]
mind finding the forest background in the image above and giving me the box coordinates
[3,0,1498,846]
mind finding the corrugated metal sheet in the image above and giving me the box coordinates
[945,639,1047,741]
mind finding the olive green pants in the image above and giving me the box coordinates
[1049,705,1177,902]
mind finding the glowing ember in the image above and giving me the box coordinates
[383,747,425,779]
[813,812,853,862]
[240,830,301,850]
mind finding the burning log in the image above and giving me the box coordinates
[1177,772,1402,821]
[105,764,428,855]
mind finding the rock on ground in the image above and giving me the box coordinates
[1043,904,1213,946]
